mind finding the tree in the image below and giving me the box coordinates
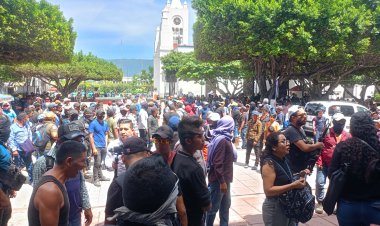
[193,0,379,99]
[162,51,249,96]
[7,52,123,96]
[130,67,154,94]
[0,0,76,64]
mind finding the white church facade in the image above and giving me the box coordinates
[153,0,206,97]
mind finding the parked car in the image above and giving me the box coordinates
[304,101,369,135]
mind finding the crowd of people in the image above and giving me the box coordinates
[0,92,378,226]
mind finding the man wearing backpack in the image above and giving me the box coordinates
[32,122,92,226]
[34,112,58,155]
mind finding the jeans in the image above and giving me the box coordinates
[314,130,322,143]
[240,127,247,148]
[315,166,329,202]
[262,197,296,226]
[245,140,261,166]
[15,151,33,183]
[68,212,82,226]
[206,181,231,226]
[337,199,380,225]
[93,147,107,180]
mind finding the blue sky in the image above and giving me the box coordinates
[47,0,196,60]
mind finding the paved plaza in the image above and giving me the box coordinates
[9,148,338,226]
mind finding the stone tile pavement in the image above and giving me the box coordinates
[8,148,338,226]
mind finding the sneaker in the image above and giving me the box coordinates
[244,164,249,168]
[251,166,258,170]
[100,176,110,181]
[84,173,91,179]
[315,202,323,214]
[93,180,101,187]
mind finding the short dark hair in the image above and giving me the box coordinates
[178,116,203,146]
[55,141,86,165]
[117,119,133,129]
[123,155,177,213]
[16,112,28,121]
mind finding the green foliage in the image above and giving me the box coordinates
[0,0,76,64]
[193,0,376,62]
[193,0,380,98]
[85,67,154,95]
[7,52,123,96]
[374,92,380,101]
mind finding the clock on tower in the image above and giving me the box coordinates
[173,17,181,25]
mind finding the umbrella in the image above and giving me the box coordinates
[0,94,14,103]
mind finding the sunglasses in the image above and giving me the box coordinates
[153,138,170,144]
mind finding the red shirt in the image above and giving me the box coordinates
[316,128,350,167]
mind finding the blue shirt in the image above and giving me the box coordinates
[88,119,109,148]
[0,144,11,172]
[3,109,16,122]
[9,122,32,151]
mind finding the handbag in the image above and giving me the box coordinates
[271,158,315,223]
[323,163,349,215]
[18,138,36,155]
[0,144,26,190]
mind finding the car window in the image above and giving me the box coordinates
[357,106,368,112]
[328,105,354,116]
[305,103,324,116]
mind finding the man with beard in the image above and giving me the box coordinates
[89,109,110,187]
[284,108,324,174]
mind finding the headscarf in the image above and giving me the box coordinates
[207,116,235,167]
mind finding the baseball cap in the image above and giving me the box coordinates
[333,113,345,122]
[33,102,41,107]
[168,116,180,131]
[251,111,260,116]
[96,109,105,116]
[207,112,221,121]
[48,103,57,109]
[63,98,70,102]
[152,125,173,140]
[37,114,45,121]
[45,112,56,120]
[58,122,85,140]
[122,137,149,155]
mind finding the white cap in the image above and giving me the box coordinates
[63,98,70,102]
[207,112,220,121]
[332,113,345,121]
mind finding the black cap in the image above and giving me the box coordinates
[96,109,105,116]
[152,125,173,140]
[122,137,149,155]
[58,122,85,140]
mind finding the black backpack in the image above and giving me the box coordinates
[271,158,315,223]
[32,124,51,152]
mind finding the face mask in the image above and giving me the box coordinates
[333,122,345,134]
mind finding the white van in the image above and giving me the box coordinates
[303,101,369,135]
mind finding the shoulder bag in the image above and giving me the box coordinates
[271,158,315,223]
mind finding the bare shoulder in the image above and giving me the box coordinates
[34,181,64,209]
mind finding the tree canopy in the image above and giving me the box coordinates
[193,0,380,99]
[162,51,249,96]
[5,52,123,96]
[0,0,76,64]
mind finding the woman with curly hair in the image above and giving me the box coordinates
[329,112,380,225]
[260,132,306,226]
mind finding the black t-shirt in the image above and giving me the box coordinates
[284,125,311,173]
[105,176,124,217]
[262,154,292,197]
[171,151,210,225]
